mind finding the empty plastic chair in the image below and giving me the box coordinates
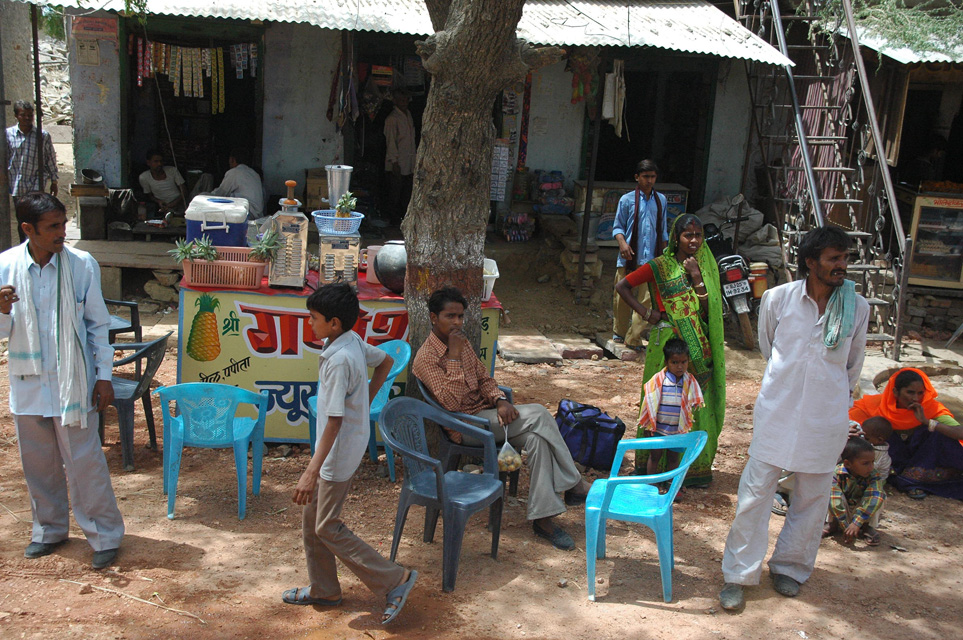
[102,331,172,471]
[380,397,503,592]
[155,383,268,520]
[585,431,708,603]
[307,340,410,482]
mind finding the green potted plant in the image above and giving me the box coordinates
[248,227,281,263]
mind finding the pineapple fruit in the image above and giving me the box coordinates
[335,191,357,218]
[186,293,221,361]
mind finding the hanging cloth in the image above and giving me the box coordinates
[604,59,628,139]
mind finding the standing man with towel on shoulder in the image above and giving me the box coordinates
[0,192,124,570]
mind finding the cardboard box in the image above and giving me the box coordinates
[304,167,328,210]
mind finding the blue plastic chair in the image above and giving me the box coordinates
[154,383,269,520]
[415,377,519,497]
[380,397,503,592]
[585,431,708,603]
[307,340,411,482]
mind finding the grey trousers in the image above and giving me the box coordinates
[722,456,833,585]
[15,413,125,551]
[470,403,582,520]
[302,477,405,600]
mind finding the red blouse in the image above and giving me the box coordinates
[624,263,666,312]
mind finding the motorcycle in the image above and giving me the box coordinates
[703,194,763,350]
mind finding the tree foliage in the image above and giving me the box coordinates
[819,0,963,55]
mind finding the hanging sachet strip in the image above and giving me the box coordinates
[136,37,144,87]
[217,47,226,113]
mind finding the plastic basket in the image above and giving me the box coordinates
[312,210,364,236]
[181,246,267,289]
[482,258,499,301]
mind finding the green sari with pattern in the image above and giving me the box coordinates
[635,222,727,486]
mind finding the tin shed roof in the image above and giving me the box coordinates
[35,0,790,65]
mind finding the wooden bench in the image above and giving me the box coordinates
[69,240,182,299]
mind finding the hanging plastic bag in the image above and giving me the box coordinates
[497,441,523,473]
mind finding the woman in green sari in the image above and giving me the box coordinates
[615,213,726,485]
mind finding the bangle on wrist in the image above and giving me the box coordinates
[928,419,938,432]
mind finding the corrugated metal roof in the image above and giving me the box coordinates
[855,29,963,65]
[31,0,790,65]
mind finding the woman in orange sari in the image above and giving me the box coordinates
[850,368,963,500]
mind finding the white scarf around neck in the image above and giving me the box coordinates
[8,243,90,427]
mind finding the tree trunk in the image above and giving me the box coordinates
[403,0,562,356]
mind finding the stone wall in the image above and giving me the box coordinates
[904,288,963,333]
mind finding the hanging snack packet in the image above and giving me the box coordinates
[497,441,522,473]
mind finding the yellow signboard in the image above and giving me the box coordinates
[178,287,500,442]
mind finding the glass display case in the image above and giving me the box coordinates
[897,188,963,289]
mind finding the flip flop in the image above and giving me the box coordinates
[533,522,575,550]
[382,569,418,625]
[281,587,342,606]
[861,528,881,547]
[907,488,927,500]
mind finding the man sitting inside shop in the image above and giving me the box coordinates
[211,148,265,219]
[412,286,591,550]
[138,149,188,215]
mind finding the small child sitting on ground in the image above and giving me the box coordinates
[859,416,893,482]
[825,436,886,546]
[637,337,705,494]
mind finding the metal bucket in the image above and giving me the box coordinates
[324,164,353,206]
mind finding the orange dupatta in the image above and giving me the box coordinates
[849,367,955,431]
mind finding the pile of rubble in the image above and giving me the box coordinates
[40,35,71,126]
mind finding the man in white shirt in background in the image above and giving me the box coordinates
[0,192,124,570]
[138,149,188,215]
[211,148,265,219]
[383,89,416,225]
[719,226,869,611]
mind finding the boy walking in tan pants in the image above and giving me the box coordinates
[283,283,417,624]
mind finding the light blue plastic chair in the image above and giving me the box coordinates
[585,431,708,603]
[380,396,503,592]
[155,383,269,520]
[307,339,410,482]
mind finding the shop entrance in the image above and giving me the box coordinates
[591,54,717,208]
[123,17,263,198]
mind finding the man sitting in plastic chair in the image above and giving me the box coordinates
[412,286,592,551]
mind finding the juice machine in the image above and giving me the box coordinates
[267,180,309,288]
[318,165,360,285]
[319,232,360,284]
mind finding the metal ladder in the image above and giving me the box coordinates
[739,0,910,359]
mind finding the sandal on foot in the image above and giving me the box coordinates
[282,587,342,606]
[533,522,575,551]
[907,488,927,500]
[861,527,881,546]
[383,570,418,625]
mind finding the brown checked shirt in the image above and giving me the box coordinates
[412,332,504,443]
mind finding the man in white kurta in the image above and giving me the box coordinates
[211,150,264,219]
[720,227,869,610]
[383,90,416,224]
[0,193,124,570]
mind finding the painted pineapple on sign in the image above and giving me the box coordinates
[187,293,222,361]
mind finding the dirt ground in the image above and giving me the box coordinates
[2,237,963,640]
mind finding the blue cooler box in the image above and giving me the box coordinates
[185,196,250,246]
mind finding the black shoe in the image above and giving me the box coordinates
[25,540,66,559]
[92,548,119,570]
[564,489,587,506]
[719,583,745,611]
[771,573,800,597]
[533,522,575,551]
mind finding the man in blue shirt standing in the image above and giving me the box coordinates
[611,159,668,349]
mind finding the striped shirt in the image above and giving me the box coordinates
[828,463,885,529]
[5,125,58,196]
[654,371,684,435]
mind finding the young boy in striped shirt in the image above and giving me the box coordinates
[637,338,705,493]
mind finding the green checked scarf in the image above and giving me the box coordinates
[636,218,727,485]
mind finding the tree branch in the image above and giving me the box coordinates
[424,0,451,32]
[501,40,566,86]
